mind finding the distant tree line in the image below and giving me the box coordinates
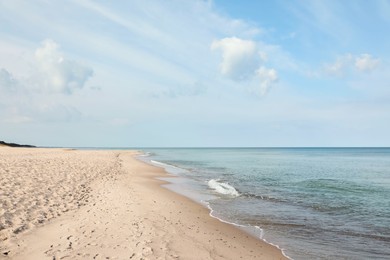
[0,141,36,148]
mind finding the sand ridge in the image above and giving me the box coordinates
[0,148,287,259]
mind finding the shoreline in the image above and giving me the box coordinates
[142,156,293,259]
[0,147,287,259]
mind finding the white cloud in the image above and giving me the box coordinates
[0,40,93,125]
[256,66,278,95]
[211,37,278,96]
[354,54,380,72]
[324,53,380,76]
[324,54,353,76]
[0,40,93,96]
[34,39,93,94]
[211,37,258,80]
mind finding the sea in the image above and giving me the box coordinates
[137,148,390,260]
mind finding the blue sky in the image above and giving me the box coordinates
[1,0,389,147]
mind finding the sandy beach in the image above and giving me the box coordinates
[0,147,287,259]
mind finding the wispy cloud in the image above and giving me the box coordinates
[283,0,355,45]
[354,54,380,72]
[255,66,278,95]
[324,53,381,77]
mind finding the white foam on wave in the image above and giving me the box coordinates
[138,152,152,157]
[151,160,169,166]
[150,160,190,176]
[150,160,179,169]
[207,179,240,197]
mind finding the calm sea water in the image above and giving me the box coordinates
[139,148,390,260]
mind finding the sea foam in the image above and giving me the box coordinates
[151,160,179,169]
[208,179,239,197]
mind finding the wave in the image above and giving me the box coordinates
[138,151,156,157]
[207,179,240,197]
[241,192,287,203]
[150,160,181,169]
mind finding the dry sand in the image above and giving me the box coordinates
[0,147,287,259]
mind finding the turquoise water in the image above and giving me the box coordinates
[141,148,390,259]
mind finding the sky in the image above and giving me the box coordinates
[1,0,390,147]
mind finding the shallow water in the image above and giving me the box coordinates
[141,148,390,259]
